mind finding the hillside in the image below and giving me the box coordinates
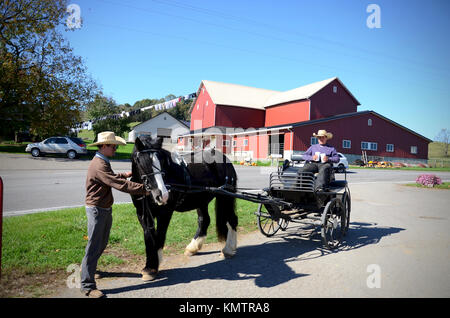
[428,142,449,158]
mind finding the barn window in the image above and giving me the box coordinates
[368,119,372,126]
[333,86,338,93]
[232,140,237,147]
[205,100,208,106]
[411,146,418,154]
[244,139,249,146]
[361,142,368,150]
[370,142,377,151]
[386,144,394,152]
[311,137,318,145]
[223,140,230,147]
[342,140,351,149]
[362,141,377,151]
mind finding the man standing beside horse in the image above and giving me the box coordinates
[81,131,149,298]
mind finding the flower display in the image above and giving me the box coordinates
[415,174,442,187]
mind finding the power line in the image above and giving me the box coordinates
[148,0,450,75]
[92,0,449,85]
[85,20,448,96]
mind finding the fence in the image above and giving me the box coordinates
[427,158,450,168]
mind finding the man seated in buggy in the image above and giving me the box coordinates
[298,129,339,192]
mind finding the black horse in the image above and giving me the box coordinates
[130,136,239,281]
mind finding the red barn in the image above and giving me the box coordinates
[178,77,431,164]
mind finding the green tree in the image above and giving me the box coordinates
[85,93,132,139]
[85,94,117,119]
[167,98,192,122]
[0,0,98,140]
[435,128,450,157]
[92,117,130,141]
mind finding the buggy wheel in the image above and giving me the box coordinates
[256,203,281,237]
[321,198,346,249]
[343,187,351,235]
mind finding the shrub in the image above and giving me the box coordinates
[416,174,442,187]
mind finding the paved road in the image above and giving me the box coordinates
[1,153,450,216]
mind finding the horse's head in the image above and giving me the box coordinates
[132,136,169,206]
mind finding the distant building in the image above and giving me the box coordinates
[178,77,431,164]
[129,112,190,150]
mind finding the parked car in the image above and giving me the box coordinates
[25,136,87,159]
[291,152,349,173]
[335,153,349,173]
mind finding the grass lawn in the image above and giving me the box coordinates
[0,142,28,154]
[0,199,259,296]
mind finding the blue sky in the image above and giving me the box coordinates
[63,0,450,140]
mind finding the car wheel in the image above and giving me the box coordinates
[337,164,345,173]
[31,148,40,157]
[67,150,77,159]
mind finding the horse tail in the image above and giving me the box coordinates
[215,160,238,242]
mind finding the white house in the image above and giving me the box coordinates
[128,112,190,149]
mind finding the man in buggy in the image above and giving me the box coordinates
[299,129,339,192]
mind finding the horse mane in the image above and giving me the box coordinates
[135,136,163,151]
[133,135,181,180]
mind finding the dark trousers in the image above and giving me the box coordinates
[301,162,333,189]
[81,206,112,292]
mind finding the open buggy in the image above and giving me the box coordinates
[207,155,351,249]
[254,156,351,249]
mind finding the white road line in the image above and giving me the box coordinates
[3,201,133,217]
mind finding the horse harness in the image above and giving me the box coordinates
[133,149,193,217]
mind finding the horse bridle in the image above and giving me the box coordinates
[133,149,165,191]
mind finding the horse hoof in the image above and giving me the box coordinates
[219,251,235,259]
[184,250,195,256]
[184,236,206,256]
[141,269,158,281]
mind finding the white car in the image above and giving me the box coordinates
[335,153,349,173]
[26,136,88,159]
[291,152,349,173]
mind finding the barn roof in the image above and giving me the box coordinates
[265,77,360,107]
[131,111,190,130]
[199,77,360,110]
[200,80,278,110]
[267,110,431,142]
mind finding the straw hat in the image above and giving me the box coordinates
[313,129,333,139]
[88,131,127,146]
